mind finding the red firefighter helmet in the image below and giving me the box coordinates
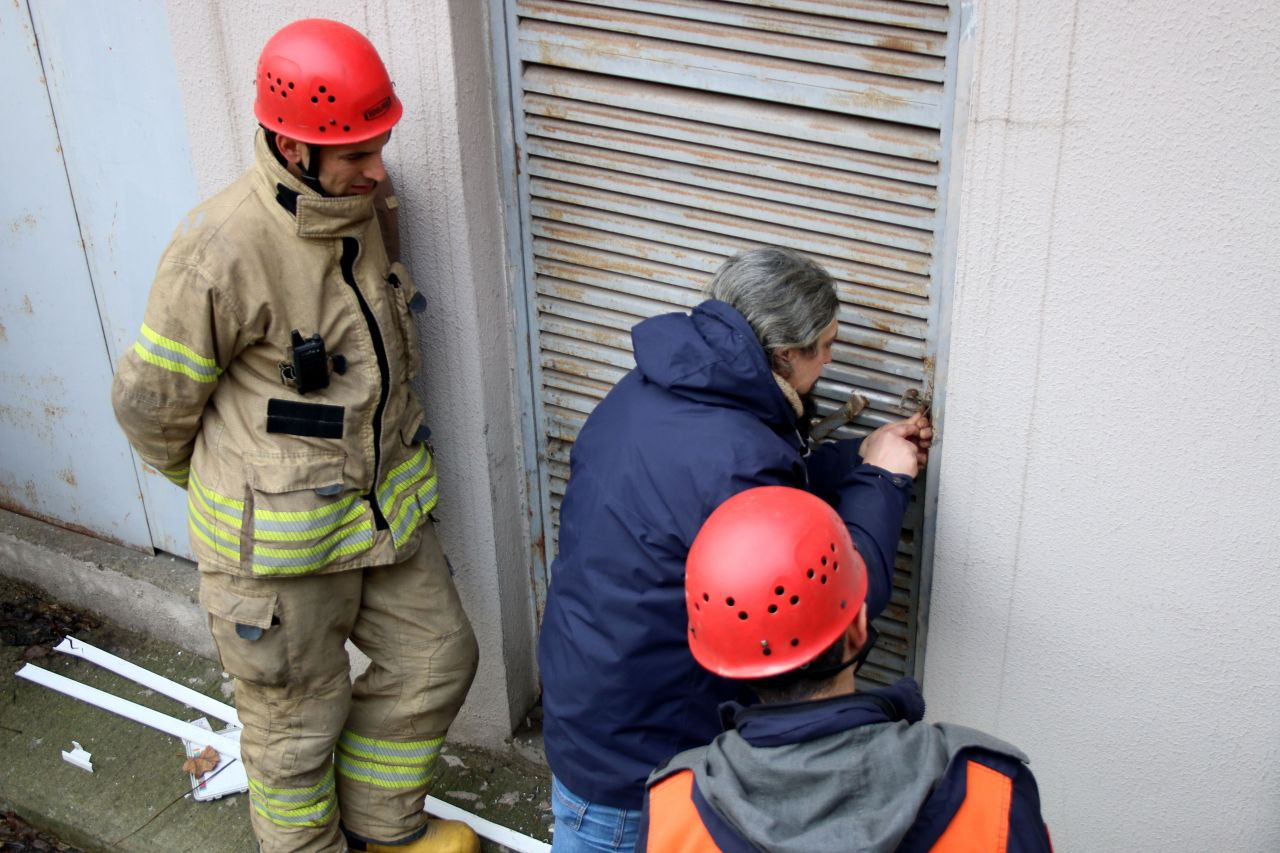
[254,19,402,144]
[685,486,867,679]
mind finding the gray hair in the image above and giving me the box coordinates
[705,247,839,374]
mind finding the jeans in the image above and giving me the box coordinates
[550,776,641,852]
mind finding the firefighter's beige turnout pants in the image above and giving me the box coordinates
[200,523,478,853]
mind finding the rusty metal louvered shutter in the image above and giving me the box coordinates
[507,0,957,687]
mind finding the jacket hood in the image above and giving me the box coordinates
[631,300,795,430]
[664,679,1025,853]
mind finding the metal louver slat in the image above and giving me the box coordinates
[729,0,950,28]
[524,108,937,207]
[525,135,935,229]
[531,181,933,275]
[507,0,958,687]
[519,19,943,127]
[531,219,932,316]
[524,69,939,168]
[535,235,929,340]
[561,0,947,55]
[519,0,945,80]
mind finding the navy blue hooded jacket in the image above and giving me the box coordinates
[537,300,914,809]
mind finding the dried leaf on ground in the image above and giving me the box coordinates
[182,745,220,776]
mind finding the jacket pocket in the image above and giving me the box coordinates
[386,261,423,382]
[199,574,288,687]
[243,451,374,577]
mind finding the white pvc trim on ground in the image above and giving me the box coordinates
[17,636,552,852]
[52,636,240,727]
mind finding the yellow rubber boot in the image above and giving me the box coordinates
[347,819,480,853]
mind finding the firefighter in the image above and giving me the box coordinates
[111,19,479,853]
[638,487,1053,852]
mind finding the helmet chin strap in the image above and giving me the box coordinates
[297,145,330,197]
[796,624,879,682]
[263,128,330,197]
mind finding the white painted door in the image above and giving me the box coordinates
[1,1,200,557]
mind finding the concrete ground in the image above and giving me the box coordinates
[0,508,553,853]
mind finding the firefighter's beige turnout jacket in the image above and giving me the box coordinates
[112,130,437,577]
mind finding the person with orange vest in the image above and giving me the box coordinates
[111,19,479,853]
[639,487,1053,852]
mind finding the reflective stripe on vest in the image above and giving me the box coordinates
[645,770,722,853]
[931,759,1014,853]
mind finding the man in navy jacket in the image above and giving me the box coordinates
[537,247,930,852]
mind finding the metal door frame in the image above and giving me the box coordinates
[488,1,978,671]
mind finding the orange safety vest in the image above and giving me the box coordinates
[643,759,1020,853]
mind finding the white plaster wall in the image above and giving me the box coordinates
[927,1,1280,849]
[162,0,536,747]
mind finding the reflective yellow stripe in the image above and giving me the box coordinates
[253,496,366,542]
[338,730,444,763]
[187,470,241,560]
[160,464,189,487]
[377,444,429,508]
[389,474,439,548]
[188,470,244,524]
[250,519,374,576]
[377,445,439,548]
[248,768,336,828]
[334,731,442,791]
[188,510,240,561]
[133,324,220,383]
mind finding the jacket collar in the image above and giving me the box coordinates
[723,677,926,747]
[252,129,376,239]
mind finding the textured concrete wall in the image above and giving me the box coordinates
[927,1,1280,849]
[162,0,535,746]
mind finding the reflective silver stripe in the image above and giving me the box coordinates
[390,477,439,548]
[337,730,444,764]
[250,522,374,575]
[377,444,429,508]
[133,323,220,383]
[247,769,336,828]
[333,751,437,790]
[253,496,364,540]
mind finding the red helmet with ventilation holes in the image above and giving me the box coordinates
[254,19,402,144]
[685,486,867,679]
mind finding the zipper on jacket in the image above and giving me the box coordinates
[341,236,390,531]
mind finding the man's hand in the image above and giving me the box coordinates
[858,411,933,479]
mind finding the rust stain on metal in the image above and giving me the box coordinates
[57,469,77,487]
[9,213,36,233]
[0,496,135,550]
[875,36,932,55]
[21,295,34,314]
[530,530,546,568]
